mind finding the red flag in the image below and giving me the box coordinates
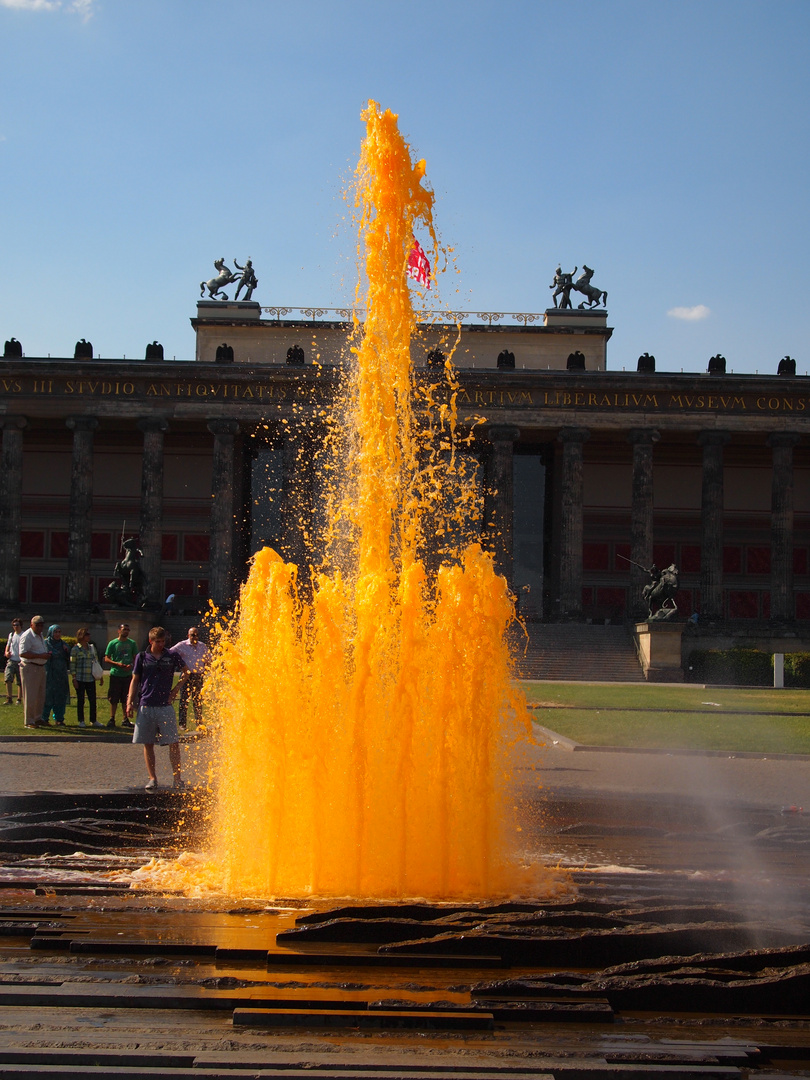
[407,237,431,289]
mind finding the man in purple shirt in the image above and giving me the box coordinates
[126,626,189,791]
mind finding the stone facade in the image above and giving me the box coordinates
[0,305,807,653]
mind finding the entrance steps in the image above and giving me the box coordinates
[513,622,645,682]
[160,617,645,681]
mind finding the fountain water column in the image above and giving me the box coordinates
[557,427,590,618]
[628,428,660,618]
[0,415,27,607]
[698,430,730,621]
[137,418,169,608]
[767,431,802,622]
[65,416,99,607]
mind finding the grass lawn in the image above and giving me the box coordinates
[0,697,191,738]
[521,681,810,754]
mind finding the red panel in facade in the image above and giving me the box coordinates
[20,531,45,558]
[91,533,112,560]
[161,534,179,561]
[680,544,701,573]
[183,535,210,562]
[30,576,61,604]
[164,578,194,596]
[653,544,676,567]
[614,542,631,571]
[746,547,771,575]
[674,588,692,615]
[50,532,69,558]
[728,590,759,618]
[723,546,742,574]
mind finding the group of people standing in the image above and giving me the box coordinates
[4,618,211,789]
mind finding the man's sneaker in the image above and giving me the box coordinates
[122,719,134,729]
[93,721,104,728]
[78,719,85,727]
[106,719,115,729]
[145,778,158,791]
[173,778,188,791]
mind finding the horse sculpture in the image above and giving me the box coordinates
[200,258,239,300]
[573,265,607,309]
[642,563,680,621]
[103,537,146,608]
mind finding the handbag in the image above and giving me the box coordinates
[90,646,104,682]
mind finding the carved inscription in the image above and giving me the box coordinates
[0,378,288,401]
[1,376,808,415]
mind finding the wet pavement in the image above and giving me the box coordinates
[1,723,810,1075]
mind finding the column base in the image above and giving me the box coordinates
[633,621,685,682]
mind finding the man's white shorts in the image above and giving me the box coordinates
[132,705,179,745]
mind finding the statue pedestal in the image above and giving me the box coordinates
[633,621,685,682]
[196,301,261,321]
[543,308,607,329]
[101,609,156,654]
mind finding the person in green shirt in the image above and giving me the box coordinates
[104,622,138,729]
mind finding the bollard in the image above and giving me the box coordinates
[774,652,784,689]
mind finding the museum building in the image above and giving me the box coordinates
[1,300,808,654]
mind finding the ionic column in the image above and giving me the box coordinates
[628,428,660,618]
[137,418,169,606]
[278,428,306,567]
[207,419,240,608]
[698,430,730,621]
[0,416,27,606]
[65,416,99,607]
[768,432,802,622]
[483,425,520,583]
[557,427,590,618]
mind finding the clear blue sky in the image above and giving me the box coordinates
[2,0,808,374]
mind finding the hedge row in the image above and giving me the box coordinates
[2,636,80,653]
[686,649,810,687]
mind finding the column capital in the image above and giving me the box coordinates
[627,427,660,446]
[137,417,170,434]
[207,419,240,437]
[697,430,730,448]
[485,424,521,443]
[767,431,802,449]
[65,415,99,433]
[557,426,590,445]
[0,415,27,431]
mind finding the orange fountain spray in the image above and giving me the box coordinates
[188,103,544,900]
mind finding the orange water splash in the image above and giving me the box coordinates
[165,103,551,900]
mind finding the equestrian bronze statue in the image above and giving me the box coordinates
[618,553,680,621]
[103,536,147,608]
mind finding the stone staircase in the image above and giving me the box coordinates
[160,617,645,681]
[513,622,645,682]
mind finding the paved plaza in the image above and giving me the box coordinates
[3,725,808,812]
